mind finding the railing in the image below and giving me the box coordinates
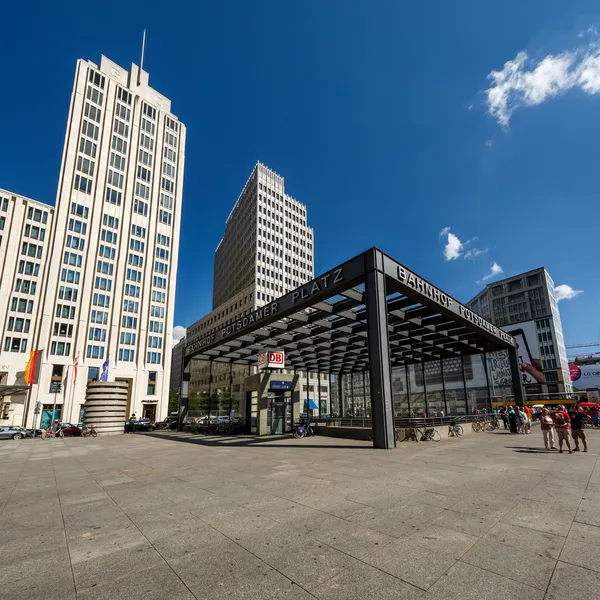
[306,414,492,429]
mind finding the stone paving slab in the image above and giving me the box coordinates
[1,427,600,599]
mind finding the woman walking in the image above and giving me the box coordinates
[539,408,556,450]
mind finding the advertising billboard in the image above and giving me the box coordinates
[503,320,545,386]
[570,365,600,390]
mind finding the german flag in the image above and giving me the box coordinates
[24,349,41,385]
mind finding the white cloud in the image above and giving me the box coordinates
[439,227,489,261]
[485,139,493,148]
[443,231,464,261]
[485,34,600,126]
[477,262,504,283]
[554,284,583,301]
[173,325,186,342]
[464,247,488,259]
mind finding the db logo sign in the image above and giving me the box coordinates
[259,351,285,370]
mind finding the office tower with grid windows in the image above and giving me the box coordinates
[0,191,54,424]
[184,163,330,413]
[10,55,187,427]
[212,162,314,309]
[467,267,572,395]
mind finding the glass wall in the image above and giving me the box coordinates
[424,360,445,416]
[465,354,491,412]
[407,364,426,416]
[330,373,341,417]
[443,357,466,415]
[391,366,409,416]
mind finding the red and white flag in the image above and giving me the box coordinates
[73,354,79,384]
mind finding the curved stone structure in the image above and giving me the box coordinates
[83,381,128,435]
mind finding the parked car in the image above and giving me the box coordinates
[124,417,155,433]
[0,426,29,440]
[58,423,82,437]
[155,414,178,430]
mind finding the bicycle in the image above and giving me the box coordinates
[413,427,441,442]
[293,421,315,439]
[81,425,98,437]
[485,417,499,431]
[472,421,485,433]
[368,428,400,442]
[41,428,64,440]
[448,422,463,437]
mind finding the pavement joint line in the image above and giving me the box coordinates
[52,454,79,598]
[67,445,200,600]
[541,443,600,599]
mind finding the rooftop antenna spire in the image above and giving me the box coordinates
[138,29,146,85]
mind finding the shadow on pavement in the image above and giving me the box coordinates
[139,431,373,450]
[506,445,555,453]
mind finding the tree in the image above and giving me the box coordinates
[168,388,180,414]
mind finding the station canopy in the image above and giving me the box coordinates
[184,248,515,373]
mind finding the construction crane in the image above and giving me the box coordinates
[566,343,600,349]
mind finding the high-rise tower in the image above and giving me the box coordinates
[23,55,186,425]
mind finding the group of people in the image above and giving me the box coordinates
[499,404,591,454]
[499,405,533,435]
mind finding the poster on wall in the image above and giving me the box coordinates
[487,351,512,392]
[503,320,545,385]
[570,365,600,390]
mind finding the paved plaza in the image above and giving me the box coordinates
[2,427,600,600]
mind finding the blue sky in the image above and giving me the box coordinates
[1,0,599,349]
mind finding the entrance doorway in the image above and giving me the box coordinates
[269,390,292,434]
[143,404,156,421]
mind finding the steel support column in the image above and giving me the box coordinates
[350,371,354,416]
[178,355,190,431]
[316,369,321,416]
[362,371,367,417]
[509,348,526,407]
[207,360,213,417]
[338,373,344,417]
[365,261,395,449]
[422,362,429,417]
[482,352,492,412]
[328,372,333,416]
[228,361,233,416]
[461,354,469,414]
[440,359,448,415]
[405,364,412,416]
[306,370,310,416]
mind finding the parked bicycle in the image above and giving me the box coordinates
[81,425,98,437]
[405,427,441,442]
[448,422,463,437]
[41,428,64,440]
[293,420,315,439]
[485,416,499,431]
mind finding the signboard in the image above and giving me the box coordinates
[382,256,515,348]
[571,365,600,390]
[270,380,293,390]
[258,351,285,370]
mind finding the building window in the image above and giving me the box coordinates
[49,365,64,393]
[147,372,157,395]
[88,367,100,381]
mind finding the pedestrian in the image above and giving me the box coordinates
[521,407,531,434]
[570,405,589,452]
[508,407,519,434]
[516,407,525,434]
[499,406,509,430]
[539,408,556,450]
[553,405,572,454]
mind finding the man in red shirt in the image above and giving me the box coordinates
[553,405,572,454]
